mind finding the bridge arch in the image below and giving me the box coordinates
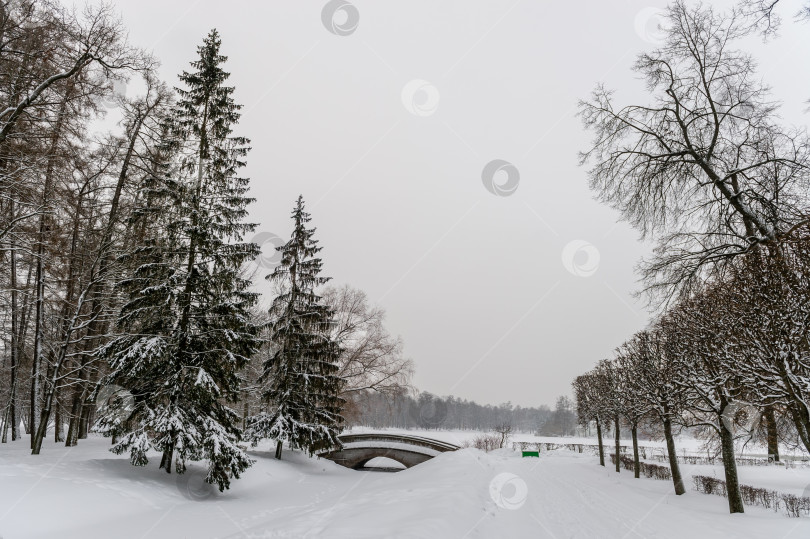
[319,433,460,470]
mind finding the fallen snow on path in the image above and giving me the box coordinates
[1,435,809,538]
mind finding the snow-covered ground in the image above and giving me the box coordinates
[1,434,809,538]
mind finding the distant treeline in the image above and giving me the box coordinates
[346,391,577,435]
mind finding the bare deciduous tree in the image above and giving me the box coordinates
[619,329,687,494]
[662,289,748,514]
[573,372,607,467]
[0,1,154,451]
[322,285,413,398]
[579,0,810,303]
[493,422,512,449]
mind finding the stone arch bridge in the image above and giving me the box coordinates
[319,433,460,470]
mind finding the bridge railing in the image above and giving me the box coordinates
[337,433,460,453]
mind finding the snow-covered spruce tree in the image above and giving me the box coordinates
[95,29,259,491]
[245,196,344,460]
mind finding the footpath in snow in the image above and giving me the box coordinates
[1,435,809,538]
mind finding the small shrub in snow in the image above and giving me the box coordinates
[464,434,503,452]
[692,475,810,517]
[693,475,726,497]
[609,454,671,481]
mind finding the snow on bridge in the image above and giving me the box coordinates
[318,432,460,469]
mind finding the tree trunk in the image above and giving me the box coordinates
[764,406,779,462]
[32,286,92,455]
[631,424,640,479]
[614,415,621,473]
[79,397,92,439]
[30,242,43,449]
[53,388,63,443]
[8,226,19,442]
[66,336,96,446]
[160,436,175,473]
[788,402,810,453]
[15,265,33,439]
[30,83,72,449]
[719,411,745,513]
[67,106,152,446]
[32,404,50,454]
[596,417,605,466]
[1,406,8,443]
[275,440,283,460]
[65,389,84,447]
[662,415,685,495]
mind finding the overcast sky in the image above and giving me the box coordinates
[99,0,810,407]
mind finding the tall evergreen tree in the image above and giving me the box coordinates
[95,29,259,491]
[246,196,344,460]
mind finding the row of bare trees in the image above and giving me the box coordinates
[574,233,810,513]
[0,1,165,452]
[575,1,810,515]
